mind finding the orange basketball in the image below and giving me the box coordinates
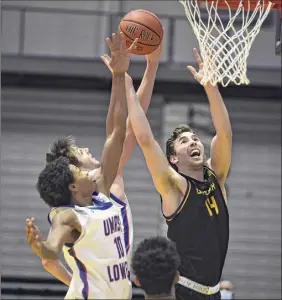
[119,10,163,55]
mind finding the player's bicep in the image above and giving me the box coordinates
[209,134,232,184]
[141,139,178,196]
[47,210,81,254]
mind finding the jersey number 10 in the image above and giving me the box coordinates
[114,236,125,259]
[205,196,219,216]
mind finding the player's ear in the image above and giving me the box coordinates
[169,154,178,165]
[69,183,78,192]
[134,277,141,287]
[174,270,180,283]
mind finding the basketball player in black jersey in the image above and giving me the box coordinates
[125,48,232,300]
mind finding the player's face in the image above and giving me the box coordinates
[73,147,101,171]
[69,165,96,205]
[173,132,205,168]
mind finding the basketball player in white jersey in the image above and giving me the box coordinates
[29,157,131,299]
[26,32,163,287]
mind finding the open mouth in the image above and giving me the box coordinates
[190,149,200,158]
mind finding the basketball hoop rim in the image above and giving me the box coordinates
[197,0,281,12]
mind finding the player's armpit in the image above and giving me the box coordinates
[42,210,81,261]
[208,133,232,185]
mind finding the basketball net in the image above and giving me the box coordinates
[180,0,274,86]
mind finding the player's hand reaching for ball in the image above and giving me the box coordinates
[101,32,138,74]
[187,48,206,85]
[145,28,164,63]
[26,217,43,258]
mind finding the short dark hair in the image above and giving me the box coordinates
[46,136,80,166]
[36,157,74,207]
[132,236,180,296]
[166,124,193,169]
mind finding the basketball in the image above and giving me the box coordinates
[119,10,163,55]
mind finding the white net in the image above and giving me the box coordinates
[180,0,274,86]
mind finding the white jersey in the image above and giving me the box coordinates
[48,200,132,299]
[92,191,134,263]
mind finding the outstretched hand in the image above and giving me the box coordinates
[26,217,43,258]
[101,32,138,74]
[187,48,205,85]
[145,28,164,63]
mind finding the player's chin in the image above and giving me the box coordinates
[189,157,205,167]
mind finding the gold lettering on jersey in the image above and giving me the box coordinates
[205,196,219,217]
[196,182,216,196]
[126,25,139,36]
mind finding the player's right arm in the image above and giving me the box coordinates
[125,76,187,215]
[42,259,72,286]
[26,210,81,261]
[25,217,72,286]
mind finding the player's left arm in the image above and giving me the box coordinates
[188,48,232,190]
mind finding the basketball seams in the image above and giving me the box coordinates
[119,27,159,48]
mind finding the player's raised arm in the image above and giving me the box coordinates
[117,40,164,174]
[188,48,232,189]
[99,33,138,196]
[125,76,186,213]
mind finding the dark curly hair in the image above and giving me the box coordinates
[36,157,74,207]
[132,236,180,296]
[46,136,80,167]
[166,124,193,170]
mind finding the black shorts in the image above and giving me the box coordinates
[175,283,221,300]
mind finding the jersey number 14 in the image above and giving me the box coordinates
[205,196,219,216]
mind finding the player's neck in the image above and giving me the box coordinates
[72,193,92,206]
[178,165,204,181]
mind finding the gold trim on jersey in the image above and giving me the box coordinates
[166,180,191,222]
[204,166,217,179]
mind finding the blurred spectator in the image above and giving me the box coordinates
[220,280,234,299]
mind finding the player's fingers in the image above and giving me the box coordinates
[193,48,203,65]
[100,55,109,65]
[112,33,119,49]
[187,65,197,77]
[103,54,111,61]
[119,32,127,51]
[106,37,113,52]
[128,38,138,52]
[27,229,34,244]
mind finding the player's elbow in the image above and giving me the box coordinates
[42,258,56,270]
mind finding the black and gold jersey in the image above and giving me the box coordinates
[164,166,229,287]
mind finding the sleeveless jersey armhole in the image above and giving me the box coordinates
[162,177,192,222]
